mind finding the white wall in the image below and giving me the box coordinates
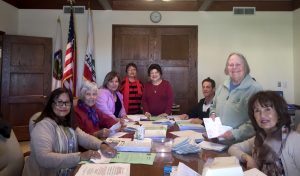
[15,9,295,103]
[294,9,300,105]
[0,0,18,34]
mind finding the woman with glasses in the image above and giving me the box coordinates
[209,53,262,145]
[22,88,116,176]
[229,91,300,176]
[75,81,118,138]
[96,71,127,120]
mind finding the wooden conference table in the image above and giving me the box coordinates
[74,124,228,176]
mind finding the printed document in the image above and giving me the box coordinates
[75,163,130,176]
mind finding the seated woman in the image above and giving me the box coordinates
[228,91,300,176]
[96,71,127,120]
[75,81,118,138]
[22,88,116,176]
[120,63,143,115]
[142,64,174,118]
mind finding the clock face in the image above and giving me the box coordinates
[150,11,161,23]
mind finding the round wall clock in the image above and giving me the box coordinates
[150,11,162,23]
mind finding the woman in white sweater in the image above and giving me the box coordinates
[228,91,300,176]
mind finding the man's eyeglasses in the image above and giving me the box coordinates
[54,100,71,107]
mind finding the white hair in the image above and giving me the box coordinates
[79,81,98,99]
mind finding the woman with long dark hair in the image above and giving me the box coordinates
[23,88,116,176]
[229,91,300,176]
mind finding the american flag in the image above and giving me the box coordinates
[62,7,77,96]
[51,17,63,90]
[83,8,96,82]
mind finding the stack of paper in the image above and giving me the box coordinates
[172,137,201,154]
[199,141,227,152]
[143,124,168,138]
[170,162,200,176]
[127,114,148,121]
[177,121,205,131]
[111,152,156,165]
[170,130,204,143]
[115,140,152,152]
[244,168,267,176]
[202,156,243,176]
[152,118,175,126]
[123,123,139,132]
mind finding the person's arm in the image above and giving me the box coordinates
[165,81,173,115]
[77,128,116,158]
[31,120,81,169]
[96,89,117,119]
[231,120,255,142]
[228,137,254,160]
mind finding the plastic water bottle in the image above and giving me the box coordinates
[134,125,145,140]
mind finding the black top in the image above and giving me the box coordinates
[114,94,122,118]
[187,98,212,119]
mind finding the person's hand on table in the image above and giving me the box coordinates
[190,118,203,124]
[145,112,151,119]
[94,128,110,138]
[100,143,117,158]
[80,150,101,161]
[158,113,168,118]
[178,114,189,120]
[241,154,258,170]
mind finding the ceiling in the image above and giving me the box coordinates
[2,0,300,11]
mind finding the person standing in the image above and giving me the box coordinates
[120,63,143,115]
[142,64,174,118]
[210,52,262,145]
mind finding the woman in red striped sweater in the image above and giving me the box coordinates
[120,63,144,115]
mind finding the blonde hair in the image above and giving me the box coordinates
[224,52,250,75]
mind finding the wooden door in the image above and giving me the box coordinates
[1,35,52,141]
[113,25,198,114]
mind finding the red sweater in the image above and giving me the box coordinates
[142,80,173,116]
[74,105,117,135]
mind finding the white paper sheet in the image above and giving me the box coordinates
[203,117,223,138]
[244,168,267,176]
[173,162,201,176]
[199,141,226,152]
[90,150,112,164]
[75,163,130,176]
[170,130,203,139]
[110,122,121,132]
[109,132,127,138]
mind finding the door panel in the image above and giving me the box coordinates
[1,35,52,141]
[113,26,198,114]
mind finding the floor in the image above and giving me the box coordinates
[19,141,30,154]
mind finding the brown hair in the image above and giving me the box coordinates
[102,71,121,89]
[248,90,291,133]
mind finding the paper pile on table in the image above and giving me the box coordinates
[172,137,201,154]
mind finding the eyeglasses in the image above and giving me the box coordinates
[54,100,71,107]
